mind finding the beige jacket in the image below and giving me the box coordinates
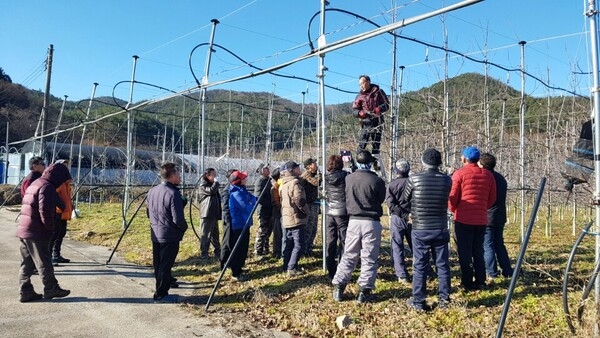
[279,174,308,228]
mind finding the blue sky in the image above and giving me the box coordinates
[0,1,592,105]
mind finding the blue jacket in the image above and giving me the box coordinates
[229,185,257,230]
[146,181,188,243]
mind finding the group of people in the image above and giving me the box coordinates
[145,144,513,309]
[384,146,513,310]
[17,75,513,310]
[17,157,74,302]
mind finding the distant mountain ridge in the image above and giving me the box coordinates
[0,72,587,153]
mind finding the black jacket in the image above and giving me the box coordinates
[487,170,508,226]
[198,177,222,219]
[254,175,273,218]
[221,182,232,228]
[325,169,349,216]
[386,174,409,219]
[400,168,451,231]
[345,169,386,221]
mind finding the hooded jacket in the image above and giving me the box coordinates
[17,163,72,241]
[198,177,222,219]
[280,174,308,228]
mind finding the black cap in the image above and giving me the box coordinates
[356,150,374,164]
[303,157,317,168]
[283,160,300,172]
[421,148,442,166]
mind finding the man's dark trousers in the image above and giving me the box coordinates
[411,229,451,307]
[454,221,486,288]
[152,241,180,298]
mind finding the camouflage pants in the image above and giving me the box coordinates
[254,215,273,256]
[303,203,320,256]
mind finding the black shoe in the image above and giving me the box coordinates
[153,294,179,303]
[170,281,180,288]
[43,286,70,299]
[357,288,375,304]
[231,274,248,282]
[19,292,43,303]
[333,284,346,302]
[54,256,70,263]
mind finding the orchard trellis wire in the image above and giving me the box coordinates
[5,0,600,336]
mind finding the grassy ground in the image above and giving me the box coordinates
[68,200,600,337]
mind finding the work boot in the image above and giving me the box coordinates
[19,292,43,303]
[357,288,375,304]
[54,256,70,263]
[333,284,346,302]
[43,285,70,299]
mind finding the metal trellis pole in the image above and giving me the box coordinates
[518,40,527,243]
[75,82,98,213]
[199,19,219,175]
[318,0,328,272]
[586,1,600,332]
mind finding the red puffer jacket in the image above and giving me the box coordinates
[448,163,496,226]
[17,163,72,241]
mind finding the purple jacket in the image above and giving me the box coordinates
[146,181,188,243]
[17,163,72,241]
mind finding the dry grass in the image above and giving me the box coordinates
[68,201,600,337]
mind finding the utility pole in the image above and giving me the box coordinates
[51,95,68,163]
[39,44,54,157]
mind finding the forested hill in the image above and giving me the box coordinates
[0,69,589,153]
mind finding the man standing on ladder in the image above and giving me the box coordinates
[353,75,389,171]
